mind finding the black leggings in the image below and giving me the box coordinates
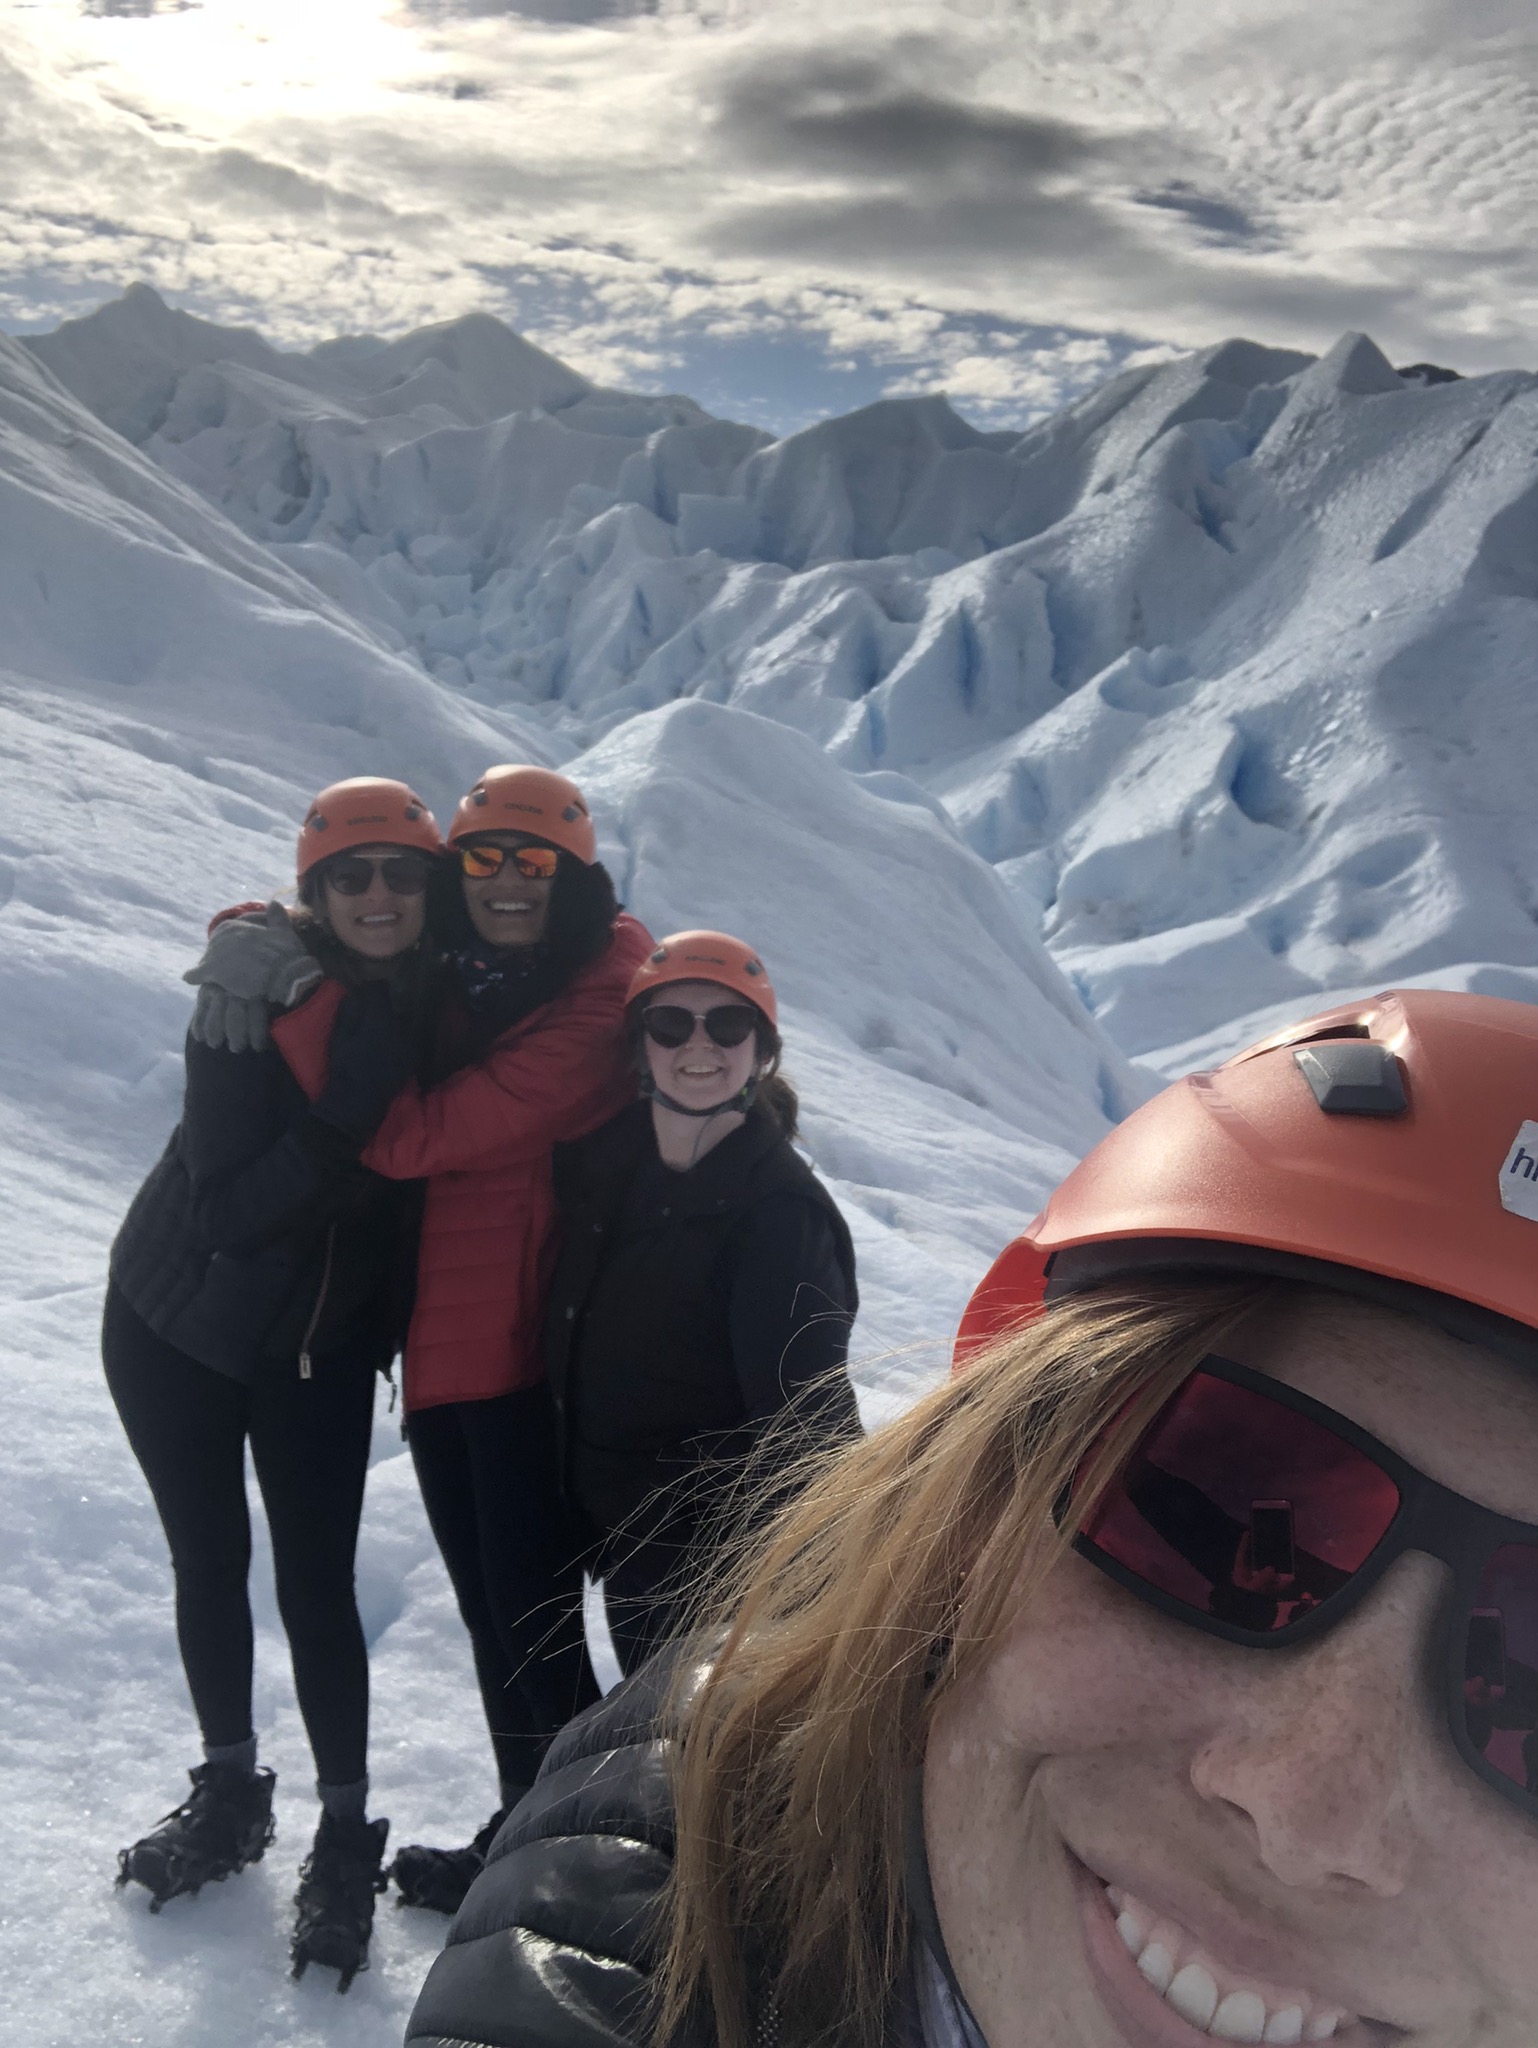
[599,1536,693,1681]
[406,1389,598,1801]
[102,1283,377,1787]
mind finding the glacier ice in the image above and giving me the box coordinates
[5,285,1538,2040]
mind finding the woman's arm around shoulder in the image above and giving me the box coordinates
[363,914,655,1182]
[183,900,325,1053]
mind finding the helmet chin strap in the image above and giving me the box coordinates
[640,1071,761,1119]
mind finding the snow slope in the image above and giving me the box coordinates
[8,286,1538,2040]
[0,331,553,2046]
[0,315,1139,2043]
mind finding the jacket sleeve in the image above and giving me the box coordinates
[177,1036,362,1257]
[405,1660,708,2048]
[726,1194,861,1433]
[362,920,653,1182]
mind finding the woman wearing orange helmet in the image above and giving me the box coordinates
[541,930,860,1679]
[239,764,655,1914]
[408,989,1538,2048]
[106,777,442,1985]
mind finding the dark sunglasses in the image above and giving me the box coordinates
[1073,1354,1538,1822]
[459,842,559,881]
[323,852,434,896]
[641,1003,760,1050]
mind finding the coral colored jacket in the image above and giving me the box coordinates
[271,912,653,1412]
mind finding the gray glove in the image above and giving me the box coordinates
[183,901,323,1053]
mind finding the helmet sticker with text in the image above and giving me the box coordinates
[1499,1121,1538,1222]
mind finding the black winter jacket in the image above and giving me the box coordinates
[403,1655,968,2048]
[406,1655,698,2048]
[545,1102,860,1549]
[110,1031,414,1382]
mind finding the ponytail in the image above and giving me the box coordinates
[752,1026,799,1139]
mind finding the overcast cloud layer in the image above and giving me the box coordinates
[2,0,1535,427]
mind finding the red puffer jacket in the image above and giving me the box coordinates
[270,913,653,1411]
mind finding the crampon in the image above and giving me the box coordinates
[388,1800,512,1916]
[116,1763,277,1911]
[291,1812,389,1993]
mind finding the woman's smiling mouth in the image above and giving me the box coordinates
[1069,1853,1391,2048]
[1103,1880,1351,2042]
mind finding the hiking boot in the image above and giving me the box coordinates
[116,1763,277,1911]
[290,1812,389,1992]
[388,1801,514,1916]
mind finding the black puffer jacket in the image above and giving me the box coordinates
[405,1655,698,2048]
[404,1657,961,2048]
[110,1029,414,1382]
[545,1101,860,1548]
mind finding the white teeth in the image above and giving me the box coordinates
[1212,1992,1268,2043]
[1104,1883,1351,2044]
[1168,1965,1220,2030]
[1116,1910,1147,1958]
[1137,1943,1175,1995]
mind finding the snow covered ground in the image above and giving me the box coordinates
[5,289,1538,2041]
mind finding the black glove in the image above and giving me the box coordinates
[311,983,415,1144]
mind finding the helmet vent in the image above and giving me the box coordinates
[1294,1042,1408,1117]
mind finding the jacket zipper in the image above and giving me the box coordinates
[298,1224,336,1380]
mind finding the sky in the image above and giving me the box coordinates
[1,0,1536,433]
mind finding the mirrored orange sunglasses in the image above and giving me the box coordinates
[459,843,560,882]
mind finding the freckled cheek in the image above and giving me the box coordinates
[963,1555,1227,1762]
[1452,1846,1538,2011]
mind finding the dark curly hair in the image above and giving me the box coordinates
[427,846,620,978]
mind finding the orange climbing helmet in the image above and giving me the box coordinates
[955,989,1538,1370]
[296,777,444,879]
[626,930,778,1031]
[448,765,597,864]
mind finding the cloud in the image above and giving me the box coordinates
[0,0,1535,435]
[704,39,1166,279]
[717,48,1106,184]
[1134,183,1267,248]
[198,147,402,223]
[408,0,656,16]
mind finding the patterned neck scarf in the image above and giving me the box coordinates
[452,942,550,1014]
